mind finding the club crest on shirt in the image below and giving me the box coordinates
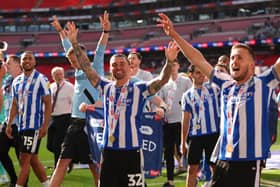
[106,97,132,107]
[224,92,254,104]
[190,93,215,105]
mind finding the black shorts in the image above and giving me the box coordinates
[60,118,92,164]
[19,129,41,154]
[211,160,262,187]
[0,123,19,153]
[100,149,145,187]
[47,114,71,153]
[188,133,219,165]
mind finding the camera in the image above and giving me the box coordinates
[0,41,8,51]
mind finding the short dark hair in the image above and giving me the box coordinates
[231,43,256,61]
[129,52,142,61]
[218,55,229,65]
[215,63,229,73]
[8,55,20,64]
[111,53,130,64]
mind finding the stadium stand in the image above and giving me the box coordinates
[38,0,82,8]
[2,13,279,54]
[0,0,279,80]
[0,0,37,10]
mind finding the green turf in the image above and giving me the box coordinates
[2,123,280,187]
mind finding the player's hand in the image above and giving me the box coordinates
[39,126,48,138]
[99,10,111,32]
[154,107,164,119]
[165,41,180,62]
[51,15,64,33]
[79,102,88,113]
[65,21,79,44]
[157,13,175,37]
[5,125,13,139]
[181,142,188,156]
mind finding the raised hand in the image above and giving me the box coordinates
[51,15,64,33]
[165,41,180,62]
[64,21,79,44]
[157,13,175,37]
[99,10,111,32]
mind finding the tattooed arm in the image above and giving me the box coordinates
[158,13,213,78]
[148,41,180,95]
[65,21,101,87]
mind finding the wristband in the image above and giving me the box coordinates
[160,106,167,113]
[167,59,175,64]
[103,30,110,33]
[72,42,79,46]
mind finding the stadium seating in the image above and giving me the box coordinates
[2,14,278,54]
[191,31,247,43]
[0,0,114,10]
[38,0,81,8]
[0,0,37,10]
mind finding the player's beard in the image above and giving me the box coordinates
[231,66,250,82]
[22,65,34,73]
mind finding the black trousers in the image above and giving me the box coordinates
[47,114,71,167]
[163,122,182,181]
[0,123,20,184]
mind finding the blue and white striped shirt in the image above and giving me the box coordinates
[181,83,220,137]
[12,70,50,131]
[97,77,151,150]
[211,67,279,161]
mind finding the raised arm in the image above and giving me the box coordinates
[157,13,213,78]
[98,10,111,47]
[148,41,179,95]
[51,15,67,41]
[92,10,111,76]
[51,15,73,68]
[65,21,100,87]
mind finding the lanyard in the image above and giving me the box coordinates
[225,77,254,155]
[107,81,129,143]
[18,70,36,115]
[192,86,207,125]
[52,81,65,112]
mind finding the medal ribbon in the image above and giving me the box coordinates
[107,81,129,144]
[225,84,246,158]
[18,70,36,115]
[192,86,206,128]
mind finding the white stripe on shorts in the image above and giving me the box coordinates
[31,130,40,153]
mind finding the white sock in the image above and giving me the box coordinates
[42,179,50,187]
[15,185,24,187]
